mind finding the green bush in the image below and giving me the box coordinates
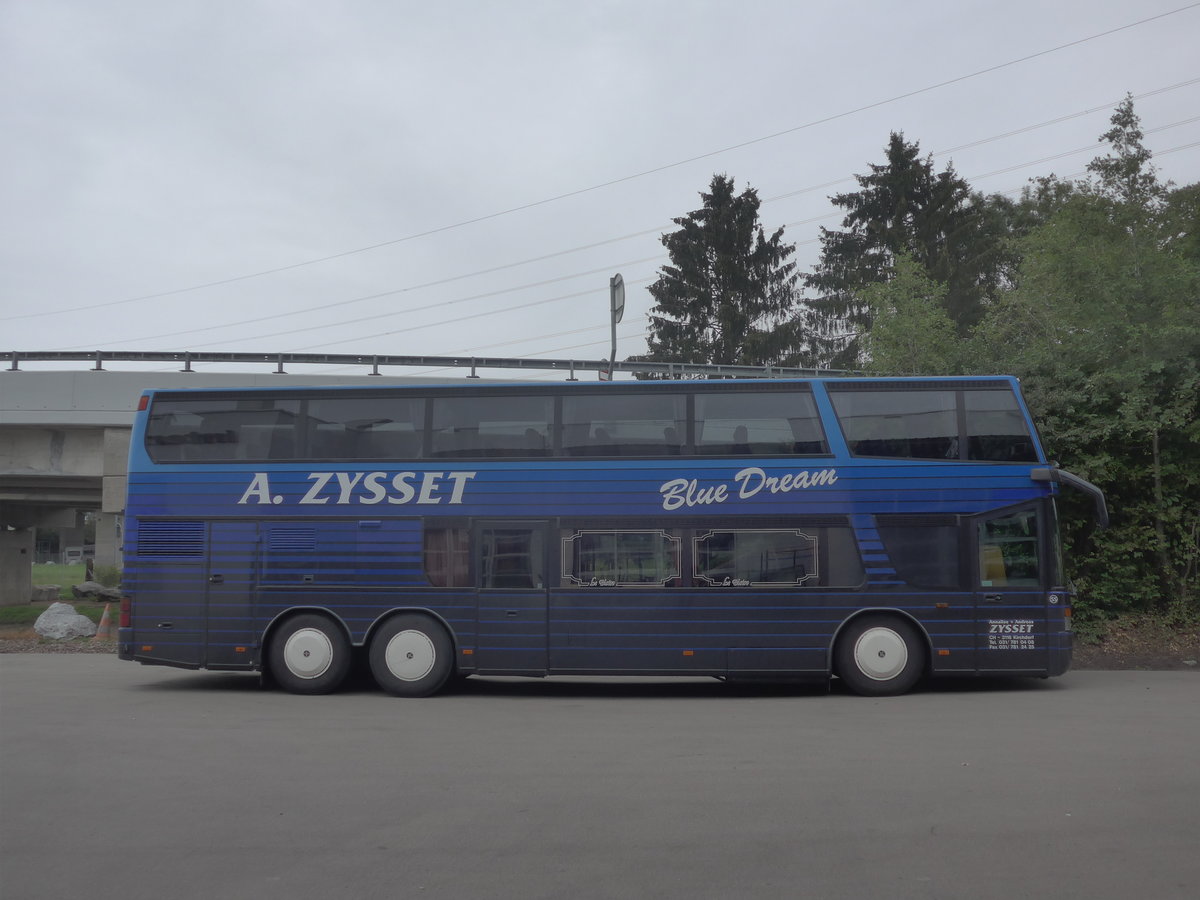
[93,565,122,588]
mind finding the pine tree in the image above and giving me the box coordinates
[804,133,1005,367]
[635,175,802,374]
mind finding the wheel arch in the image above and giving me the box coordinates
[260,606,355,666]
[828,608,933,677]
[365,607,460,654]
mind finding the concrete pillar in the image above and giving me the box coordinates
[98,427,129,574]
[0,528,35,605]
[94,512,122,572]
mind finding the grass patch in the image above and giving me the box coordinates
[25,563,120,600]
[30,563,86,599]
[0,599,116,627]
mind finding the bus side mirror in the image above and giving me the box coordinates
[1031,467,1109,529]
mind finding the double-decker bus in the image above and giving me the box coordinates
[118,376,1106,697]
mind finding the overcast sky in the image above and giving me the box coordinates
[2,0,1198,379]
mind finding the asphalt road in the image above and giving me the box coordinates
[1,657,1197,900]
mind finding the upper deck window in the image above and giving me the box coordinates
[146,394,425,462]
[694,389,827,456]
[561,392,687,457]
[430,395,552,458]
[828,383,1037,462]
[962,389,1037,461]
[831,388,958,459]
[146,397,302,462]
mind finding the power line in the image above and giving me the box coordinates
[6,5,1195,323]
[275,133,1200,357]
[46,96,1200,354]
[47,130,1200,357]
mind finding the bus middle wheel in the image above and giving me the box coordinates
[268,613,352,695]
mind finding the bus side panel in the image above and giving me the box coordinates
[127,557,207,669]
[205,521,259,669]
[548,589,835,676]
[549,589,724,674]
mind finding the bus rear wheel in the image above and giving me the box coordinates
[268,613,352,695]
[369,614,453,697]
[835,614,926,697]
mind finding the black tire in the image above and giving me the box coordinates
[834,614,926,697]
[368,614,454,698]
[267,613,352,695]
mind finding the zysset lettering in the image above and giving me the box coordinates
[238,471,477,506]
[659,466,838,511]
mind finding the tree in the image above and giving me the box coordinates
[804,133,1009,367]
[972,100,1200,614]
[636,174,802,374]
[861,254,959,376]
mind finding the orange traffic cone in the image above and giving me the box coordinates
[93,603,113,640]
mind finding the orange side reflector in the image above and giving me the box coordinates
[682,650,694,657]
[1064,608,1072,617]
[462,648,474,655]
[235,647,247,653]
[141,645,153,652]
[938,649,951,656]
[935,602,949,609]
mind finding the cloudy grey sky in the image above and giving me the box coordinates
[2,0,1198,378]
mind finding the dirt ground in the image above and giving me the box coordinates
[3,622,1197,670]
[1071,619,1200,671]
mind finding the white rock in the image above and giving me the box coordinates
[34,602,98,640]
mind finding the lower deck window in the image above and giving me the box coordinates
[480,528,545,589]
[559,524,864,588]
[424,528,470,587]
[561,530,681,587]
[694,530,817,586]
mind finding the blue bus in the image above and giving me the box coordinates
[118,376,1106,697]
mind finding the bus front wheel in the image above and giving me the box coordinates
[267,613,352,695]
[834,615,926,697]
[368,614,453,698]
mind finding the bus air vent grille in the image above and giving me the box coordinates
[137,521,205,558]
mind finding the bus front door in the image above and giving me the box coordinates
[974,506,1049,674]
[474,523,549,676]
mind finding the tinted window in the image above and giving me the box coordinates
[430,395,552,458]
[878,518,961,589]
[964,389,1037,461]
[831,389,958,459]
[562,393,686,456]
[306,396,424,460]
[146,397,302,462]
[147,394,423,462]
[694,529,818,586]
[424,527,470,587]
[692,526,864,588]
[694,390,827,455]
[480,528,545,589]
[561,530,681,586]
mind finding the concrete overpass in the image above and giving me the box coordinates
[0,369,499,604]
